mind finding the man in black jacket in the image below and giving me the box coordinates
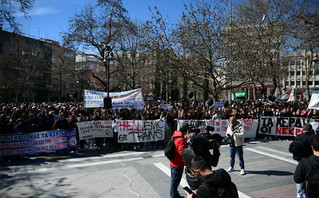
[184,156,238,198]
[289,123,316,198]
[182,132,221,190]
[294,135,319,198]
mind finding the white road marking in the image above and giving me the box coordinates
[245,148,297,165]
[254,146,293,157]
[154,162,251,198]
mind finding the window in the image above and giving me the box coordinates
[290,71,295,76]
[315,81,319,85]
[296,71,301,75]
[291,81,295,85]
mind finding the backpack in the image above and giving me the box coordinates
[217,181,239,198]
[289,133,312,161]
[164,136,182,160]
[303,158,319,198]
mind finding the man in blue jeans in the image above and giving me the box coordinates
[226,114,245,175]
[169,123,189,198]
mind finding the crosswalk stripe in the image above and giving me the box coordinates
[245,147,297,165]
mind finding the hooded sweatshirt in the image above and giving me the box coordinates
[196,169,233,198]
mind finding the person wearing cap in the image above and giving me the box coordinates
[169,123,189,198]
[291,123,315,198]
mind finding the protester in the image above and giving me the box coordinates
[184,156,238,198]
[112,112,121,149]
[294,135,319,198]
[226,114,246,175]
[169,122,189,198]
[52,112,69,130]
[289,123,316,198]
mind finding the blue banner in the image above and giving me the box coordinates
[0,129,77,156]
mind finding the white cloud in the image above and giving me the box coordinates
[15,7,59,17]
[29,7,59,16]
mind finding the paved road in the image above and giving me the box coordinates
[0,139,299,198]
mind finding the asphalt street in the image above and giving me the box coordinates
[0,139,299,198]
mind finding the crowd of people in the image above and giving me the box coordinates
[0,99,318,150]
[1,98,319,197]
[0,99,318,133]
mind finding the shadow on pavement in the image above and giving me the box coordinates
[245,170,293,176]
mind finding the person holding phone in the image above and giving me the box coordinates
[184,156,238,198]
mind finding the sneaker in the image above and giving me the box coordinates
[240,169,245,175]
[227,167,234,172]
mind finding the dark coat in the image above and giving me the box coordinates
[294,155,319,198]
[196,169,232,198]
[182,134,220,189]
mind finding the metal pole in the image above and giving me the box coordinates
[107,52,110,98]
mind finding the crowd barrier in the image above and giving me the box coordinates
[1,117,318,157]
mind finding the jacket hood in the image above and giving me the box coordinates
[202,168,231,185]
[172,130,184,138]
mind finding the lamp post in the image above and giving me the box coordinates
[103,45,113,109]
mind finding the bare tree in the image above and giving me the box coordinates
[1,0,34,32]
[230,0,292,100]
[63,0,133,92]
[112,21,153,91]
[51,43,76,101]
[290,0,319,100]
[143,0,230,101]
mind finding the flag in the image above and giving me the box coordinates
[287,89,295,102]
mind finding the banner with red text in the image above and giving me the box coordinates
[76,120,113,140]
[258,117,319,137]
[177,119,258,138]
[116,119,165,143]
[0,129,77,156]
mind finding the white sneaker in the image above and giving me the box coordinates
[240,169,245,175]
[227,167,234,172]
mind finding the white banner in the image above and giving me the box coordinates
[76,120,113,140]
[258,116,319,137]
[117,119,165,143]
[84,89,144,109]
[177,119,258,138]
[308,93,319,110]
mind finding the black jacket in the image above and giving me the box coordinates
[182,135,220,189]
[196,169,232,198]
[294,155,319,198]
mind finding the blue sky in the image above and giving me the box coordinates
[14,0,186,43]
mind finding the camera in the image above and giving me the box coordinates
[189,126,201,134]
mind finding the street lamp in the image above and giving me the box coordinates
[103,45,113,109]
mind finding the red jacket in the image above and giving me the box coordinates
[169,130,187,168]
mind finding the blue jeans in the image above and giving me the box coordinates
[296,182,305,197]
[170,165,184,198]
[229,146,245,169]
[296,161,305,197]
